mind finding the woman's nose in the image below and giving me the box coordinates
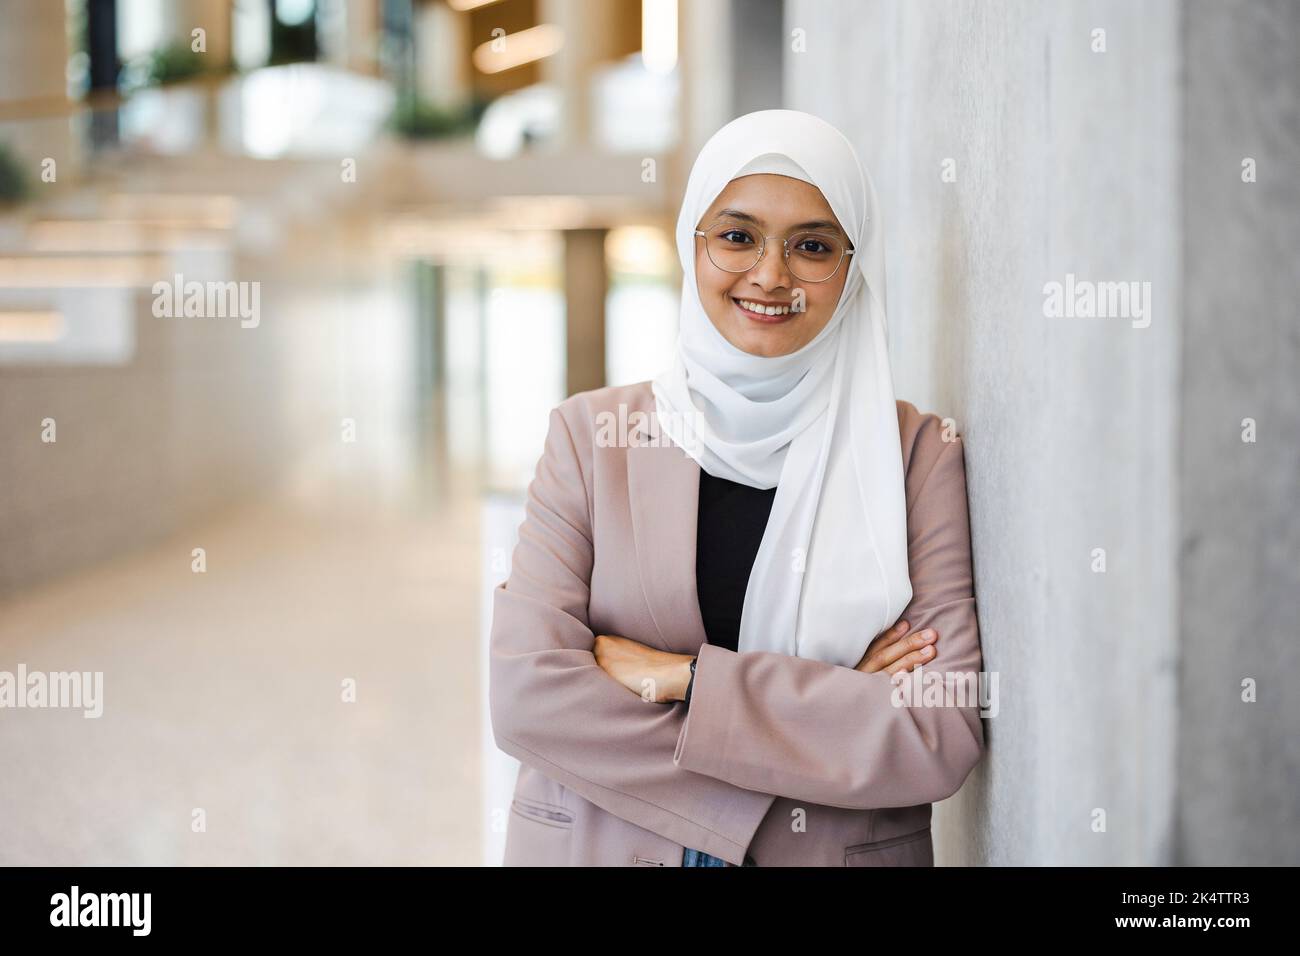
[749,240,793,288]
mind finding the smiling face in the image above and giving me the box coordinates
[693,173,852,358]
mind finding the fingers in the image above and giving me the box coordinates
[858,624,938,673]
[884,640,936,676]
[881,626,933,668]
[858,620,910,668]
[864,619,910,657]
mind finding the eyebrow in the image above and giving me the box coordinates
[714,208,845,236]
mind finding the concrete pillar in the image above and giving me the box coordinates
[676,0,735,172]
[1177,0,1300,866]
[318,0,382,76]
[537,0,629,148]
[163,0,233,146]
[729,0,782,116]
[787,0,1181,865]
[415,0,472,109]
[0,0,72,181]
[562,228,608,397]
[166,0,233,68]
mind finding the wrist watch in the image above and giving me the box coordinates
[683,656,698,705]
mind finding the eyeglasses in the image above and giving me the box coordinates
[693,219,854,283]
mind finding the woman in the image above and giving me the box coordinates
[489,109,984,867]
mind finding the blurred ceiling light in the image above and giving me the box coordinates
[0,256,167,288]
[473,24,564,74]
[641,0,678,74]
[448,0,506,10]
[0,311,65,343]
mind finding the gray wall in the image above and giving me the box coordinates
[1178,0,1300,866]
[786,0,1297,864]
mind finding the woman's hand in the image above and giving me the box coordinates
[593,634,695,703]
[854,619,938,676]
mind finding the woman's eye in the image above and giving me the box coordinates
[720,229,754,244]
[796,238,832,255]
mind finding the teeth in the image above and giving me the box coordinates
[737,299,790,315]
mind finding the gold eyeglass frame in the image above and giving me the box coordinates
[693,220,855,283]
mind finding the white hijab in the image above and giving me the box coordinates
[651,109,912,669]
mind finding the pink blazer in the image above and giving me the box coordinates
[489,380,985,866]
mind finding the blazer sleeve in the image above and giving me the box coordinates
[672,421,986,810]
[488,401,777,865]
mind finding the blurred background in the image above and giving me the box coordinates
[0,0,1295,866]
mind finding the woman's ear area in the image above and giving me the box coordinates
[693,237,709,288]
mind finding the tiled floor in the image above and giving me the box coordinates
[0,484,483,865]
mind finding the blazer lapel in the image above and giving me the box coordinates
[626,437,709,654]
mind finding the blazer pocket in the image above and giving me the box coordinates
[503,798,575,866]
[843,827,933,867]
[511,797,575,827]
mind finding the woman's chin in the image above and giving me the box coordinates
[718,321,802,357]
[734,334,798,357]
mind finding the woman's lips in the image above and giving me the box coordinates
[732,296,795,324]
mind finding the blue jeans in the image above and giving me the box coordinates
[682,847,729,867]
[682,848,756,867]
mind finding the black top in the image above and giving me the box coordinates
[694,469,777,654]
